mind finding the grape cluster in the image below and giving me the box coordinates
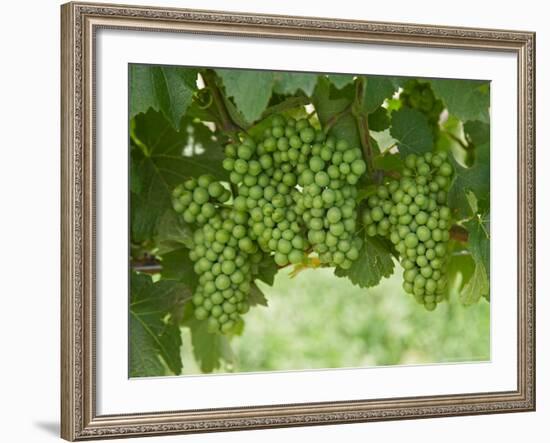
[362,152,453,310]
[295,137,364,269]
[222,115,366,269]
[172,176,260,334]
[399,80,444,138]
[189,210,261,334]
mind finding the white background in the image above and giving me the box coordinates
[0,0,546,442]
[96,29,517,414]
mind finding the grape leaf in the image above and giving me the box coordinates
[129,315,166,377]
[131,110,226,242]
[446,249,476,293]
[261,96,310,119]
[335,236,395,288]
[216,69,274,124]
[464,120,490,146]
[154,210,194,255]
[454,192,490,304]
[187,318,234,373]
[447,121,490,217]
[368,106,391,132]
[130,64,198,131]
[327,74,355,89]
[465,190,479,215]
[160,247,199,290]
[129,155,142,194]
[431,79,490,123]
[254,254,278,286]
[459,261,489,305]
[373,153,404,174]
[466,211,490,279]
[248,282,269,307]
[437,114,467,154]
[362,76,396,114]
[273,72,318,96]
[312,77,360,148]
[129,273,190,377]
[390,107,434,156]
[220,91,250,129]
[448,141,490,218]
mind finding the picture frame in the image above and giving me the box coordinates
[61,1,536,441]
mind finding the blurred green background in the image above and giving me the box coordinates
[180,264,490,374]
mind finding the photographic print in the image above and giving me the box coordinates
[61,4,535,439]
[128,66,491,377]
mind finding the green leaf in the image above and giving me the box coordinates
[187,318,234,373]
[465,211,490,279]
[390,107,434,156]
[216,69,274,124]
[448,141,490,218]
[459,262,489,305]
[464,120,490,146]
[446,248,476,293]
[273,72,318,96]
[129,273,190,377]
[327,74,355,89]
[465,190,479,215]
[437,114,467,155]
[129,155,142,194]
[450,177,490,305]
[261,96,310,119]
[154,209,194,255]
[220,92,251,129]
[131,110,226,242]
[312,77,360,148]
[362,76,396,114]
[254,254,278,286]
[130,64,197,130]
[160,247,199,289]
[447,118,490,217]
[368,106,391,132]
[431,79,490,123]
[335,236,395,288]
[129,315,166,377]
[373,153,404,174]
[248,282,269,307]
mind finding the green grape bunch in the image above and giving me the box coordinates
[222,115,366,270]
[362,152,453,311]
[172,175,261,334]
[295,136,365,270]
[188,208,264,335]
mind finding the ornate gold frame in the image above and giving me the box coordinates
[61,2,536,440]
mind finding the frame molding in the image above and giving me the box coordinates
[61,2,536,440]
